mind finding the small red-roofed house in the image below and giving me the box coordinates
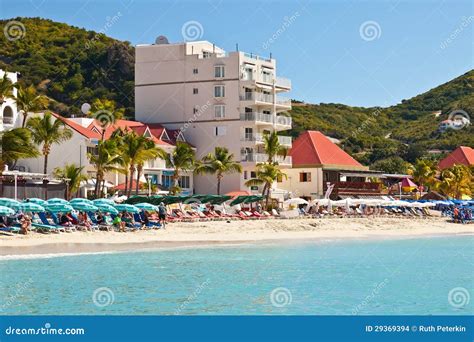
[438,146,474,169]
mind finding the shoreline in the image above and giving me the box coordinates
[0,217,472,258]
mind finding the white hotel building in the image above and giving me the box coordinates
[0,69,18,132]
[135,40,293,194]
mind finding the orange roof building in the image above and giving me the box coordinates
[438,146,474,169]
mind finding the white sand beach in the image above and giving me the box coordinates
[0,217,472,256]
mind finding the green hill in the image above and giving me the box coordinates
[1,17,472,171]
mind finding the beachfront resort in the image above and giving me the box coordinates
[0,40,473,239]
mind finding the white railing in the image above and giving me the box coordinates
[278,136,292,146]
[276,97,292,107]
[240,112,273,123]
[275,77,291,88]
[241,133,264,143]
[239,92,274,103]
[275,115,292,126]
[241,153,292,165]
[243,52,272,63]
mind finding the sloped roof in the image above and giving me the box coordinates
[289,131,367,170]
[439,146,474,169]
[51,113,101,139]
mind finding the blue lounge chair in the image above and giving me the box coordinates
[36,212,64,232]
[139,211,161,228]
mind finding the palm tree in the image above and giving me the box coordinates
[26,112,73,175]
[15,85,49,127]
[0,72,14,104]
[195,147,242,195]
[1,128,40,170]
[87,139,123,197]
[162,142,195,195]
[89,98,124,140]
[438,165,472,199]
[263,131,287,163]
[53,164,88,200]
[122,131,163,197]
[409,159,438,192]
[245,163,287,209]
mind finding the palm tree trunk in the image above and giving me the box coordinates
[94,174,100,198]
[43,153,48,175]
[21,113,28,128]
[128,166,135,197]
[124,173,128,195]
[135,166,142,195]
[216,174,222,195]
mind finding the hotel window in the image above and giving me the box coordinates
[299,172,311,182]
[250,171,256,178]
[243,171,248,180]
[193,88,198,94]
[87,146,98,155]
[214,105,225,118]
[193,107,199,114]
[178,176,190,189]
[203,51,212,59]
[215,126,227,136]
[214,85,225,98]
[214,65,225,78]
[193,68,198,74]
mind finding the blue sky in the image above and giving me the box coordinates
[0,0,472,107]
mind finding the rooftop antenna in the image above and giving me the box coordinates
[213,44,215,53]
[236,43,239,51]
[81,103,91,115]
[270,52,272,59]
[155,35,169,45]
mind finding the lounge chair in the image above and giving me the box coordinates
[37,212,65,233]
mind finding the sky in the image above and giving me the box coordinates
[0,0,472,107]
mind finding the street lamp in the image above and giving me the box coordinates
[147,175,152,197]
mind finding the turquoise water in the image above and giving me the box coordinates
[0,236,472,315]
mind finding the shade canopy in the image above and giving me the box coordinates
[401,178,418,188]
[92,198,116,206]
[94,203,119,214]
[70,198,94,205]
[114,204,140,213]
[134,203,157,211]
[23,198,47,206]
[230,195,263,206]
[18,203,45,213]
[0,198,21,209]
[0,205,15,216]
[44,203,74,213]
[46,198,69,205]
[71,202,98,212]
[284,198,309,206]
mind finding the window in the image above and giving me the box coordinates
[87,146,98,155]
[214,105,225,118]
[203,51,212,59]
[299,172,311,182]
[214,65,225,78]
[193,107,199,114]
[215,126,227,136]
[193,88,198,94]
[193,68,198,74]
[243,171,248,180]
[250,171,256,178]
[161,175,172,188]
[214,85,225,98]
[178,176,190,189]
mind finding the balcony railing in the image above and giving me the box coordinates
[276,97,291,108]
[275,115,292,127]
[239,92,273,103]
[241,153,292,165]
[2,116,14,125]
[275,77,291,88]
[277,135,292,146]
[240,113,292,127]
[243,52,272,63]
[323,181,382,193]
[241,133,291,146]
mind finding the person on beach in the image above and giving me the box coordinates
[158,202,167,228]
[20,214,31,235]
[113,213,126,232]
[78,211,92,231]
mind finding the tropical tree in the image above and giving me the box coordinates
[15,84,49,127]
[263,131,287,163]
[0,128,40,169]
[26,112,73,174]
[89,98,124,140]
[0,72,14,103]
[195,147,242,195]
[408,159,438,191]
[53,163,88,200]
[123,131,163,196]
[162,142,195,195]
[438,165,472,199]
[245,163,287,209]
[87,138,123,197]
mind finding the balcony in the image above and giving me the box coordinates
[275,115,292,127]
[275,77,291,89]
[241,152,292,165]
[240,112,292,128]
[241,133,291,147]
[323,181,382,197]
[277,135,292,146]
[240,92,273,104]
[276,97,292,108]
[243,52,272,63]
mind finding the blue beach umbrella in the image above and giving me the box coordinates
[0,205,15,216]
[94,203,119,214]
[23,198,47,206]
[18,203,45,213]
[70,198,94,205]
[114,204,140,214]
[44,203,74,213]
[0,198,21,209]
[46,198,69,205]
[134,203,157,211]
[71,202,98,212]
[92,198,115,206]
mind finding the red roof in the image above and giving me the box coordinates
[439,146,474,169]
[226,190,250,197]
[289,131,366,170]
[114,180,146,190]
[51,113,101,139]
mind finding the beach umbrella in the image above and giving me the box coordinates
[94,203,119,214]
[243,195,264,204]
[70,198,93,205]
[23,198,47,206]
[311,198,331,206]
[230,195,249,206]
[71,202,98,212]
[92,198,115,206]
[114,204,140,213]
[124,195,151,205]
[135,203,157,211]
[44,203,74,213]
[0,198,21,209]
[0,205,15,216]
[18,202,45,213]
[46,198,69,205]
[284,198,309,206]
[208,195,232,205]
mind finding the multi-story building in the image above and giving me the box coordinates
[135,40,293,194]
[0,69,19,132]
